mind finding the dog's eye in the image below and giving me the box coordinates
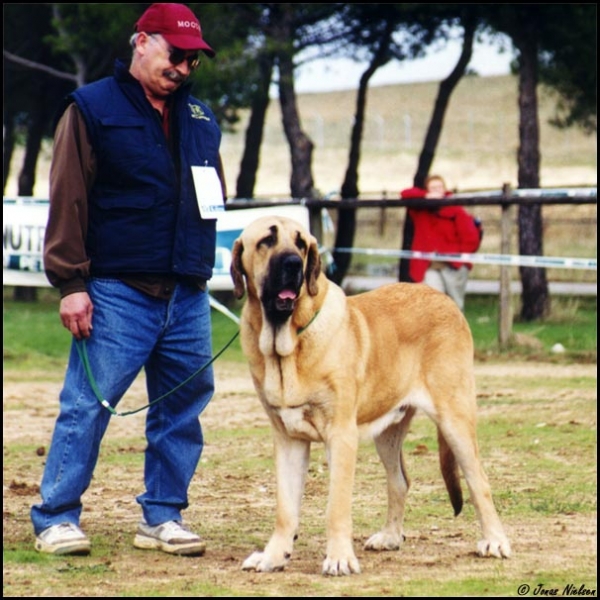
[258,234,276,248]
[295,233,307,252]
[258,225,278,249]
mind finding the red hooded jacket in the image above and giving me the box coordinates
[399,187,481,283]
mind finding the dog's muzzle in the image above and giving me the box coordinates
[261,252,304,324]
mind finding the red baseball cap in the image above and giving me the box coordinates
[135,3,215,58]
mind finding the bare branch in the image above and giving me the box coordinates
[3,49,78,84]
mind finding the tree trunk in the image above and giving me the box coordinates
[3,113,16,195]
[278,52,315,199]
[516,29,549,320]
[17,80,58,197]
[271,4,314,199]
[329,74,368,284]
[413,18,476,187]
[17,111,45,196]
[331,23,394,284]
[14,100,49,303]
[235,54,274,199]
[399,18,475,281]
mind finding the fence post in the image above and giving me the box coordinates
[379,190,387,236]
[499,184,513,348]
[308,205,323,244]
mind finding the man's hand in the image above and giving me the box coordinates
[60,292,94,340]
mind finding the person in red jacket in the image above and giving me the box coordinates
[399,175,481,311]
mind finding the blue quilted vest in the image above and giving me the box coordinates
[70,60,222,280]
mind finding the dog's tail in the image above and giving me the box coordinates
[437,429,463,516]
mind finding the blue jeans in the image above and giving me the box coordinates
[31,278,214,534]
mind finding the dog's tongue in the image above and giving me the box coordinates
[278,289,297,301]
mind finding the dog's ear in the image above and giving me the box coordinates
[305,238,321,296]
[230,238,246,299]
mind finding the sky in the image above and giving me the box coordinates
[294,35,514,93]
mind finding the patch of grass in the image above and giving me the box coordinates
[3,550,50,565]
[3,287,71,371]
[400,573,597,597]
[211,307,244,363]
[97,445,146,468]
[3,287,596,374]
[121,578,260,597]
[402,575,516,597]
[465,295,597,360]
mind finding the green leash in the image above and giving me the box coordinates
[297,309,320,335]
[75,330,239,417]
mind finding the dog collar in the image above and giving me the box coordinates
[297,310,320,335]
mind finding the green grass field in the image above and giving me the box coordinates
[3,286,596,373]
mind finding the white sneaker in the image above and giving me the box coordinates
[35,522,91,555]
[133,520,205,556]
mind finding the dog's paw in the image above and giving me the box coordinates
[364,530,405,551]
[242,550,287,572]
[322,555,361,576]
[477,536,512,559]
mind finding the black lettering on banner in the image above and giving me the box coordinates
[3,223,46,253]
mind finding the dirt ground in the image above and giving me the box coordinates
[3,360,597,597]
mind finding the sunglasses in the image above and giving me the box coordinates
[149,34,200,71]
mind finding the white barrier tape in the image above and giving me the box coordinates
[452,187,597,199]
[332,248,597,270]
[208,294,240,325]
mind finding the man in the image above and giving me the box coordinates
[31,4,225,557]
[399,175,482,311]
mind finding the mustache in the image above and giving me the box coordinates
[163,69,185,84]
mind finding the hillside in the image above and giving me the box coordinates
[220,74,597,197]
[5,75,597,199]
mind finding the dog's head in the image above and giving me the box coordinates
[230,216,321,324]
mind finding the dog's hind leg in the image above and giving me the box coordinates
[438,428,463,516]
[436,415,511,559]
[364,406,416,551]
[242,433,310,572]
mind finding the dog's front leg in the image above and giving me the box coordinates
[322,425,361,576]
[242,431,310,572]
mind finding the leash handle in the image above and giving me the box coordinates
[75,339,117,415]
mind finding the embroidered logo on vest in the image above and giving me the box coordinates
[189,104,210,121]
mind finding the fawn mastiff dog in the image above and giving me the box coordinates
[230,215,511,576]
